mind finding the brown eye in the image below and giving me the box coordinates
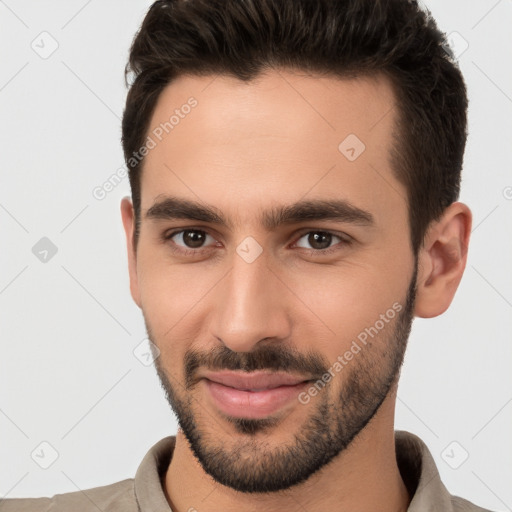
[164,229,216,252]
[295,231,345,252]
[308,232,332,250]
[180,230,208,248]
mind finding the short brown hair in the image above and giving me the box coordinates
[122,0,468,255]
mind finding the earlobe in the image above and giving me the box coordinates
[120,197,142,309]
[414,202,472,318]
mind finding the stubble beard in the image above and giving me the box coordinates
[149,261,418,493]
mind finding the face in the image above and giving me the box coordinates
[123,70,418,493]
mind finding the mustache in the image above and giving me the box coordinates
[184,344,329,389]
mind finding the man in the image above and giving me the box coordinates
[1,0,494,510]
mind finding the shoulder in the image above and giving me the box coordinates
[0,478,137,512]
[451,494,497,512]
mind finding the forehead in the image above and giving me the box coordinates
[146,70,397,154]
[139,69,405,228]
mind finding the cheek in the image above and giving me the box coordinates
[137,237,202,307]
[283,263,408,359]
[136,246,223,357]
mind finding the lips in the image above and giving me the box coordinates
[201,370,312,419]
[203,370,309,390]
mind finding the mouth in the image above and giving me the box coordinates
[201,370,313,420]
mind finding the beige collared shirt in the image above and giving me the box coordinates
[0,430,494,511]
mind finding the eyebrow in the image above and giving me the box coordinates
[145,195,374,230]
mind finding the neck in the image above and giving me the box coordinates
[164,391,410,512]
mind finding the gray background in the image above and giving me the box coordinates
[1,0,511,509]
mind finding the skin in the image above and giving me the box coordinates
[120,69,471,512]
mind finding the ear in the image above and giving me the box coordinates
[120,197,142,309]
[414,202,472,318]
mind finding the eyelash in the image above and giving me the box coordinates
[161,228,353,257]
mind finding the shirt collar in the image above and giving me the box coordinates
[134,436,175,511]
[134,430,453,511]
[395,430,454,511]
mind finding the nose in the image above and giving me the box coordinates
[209,245,292,353]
